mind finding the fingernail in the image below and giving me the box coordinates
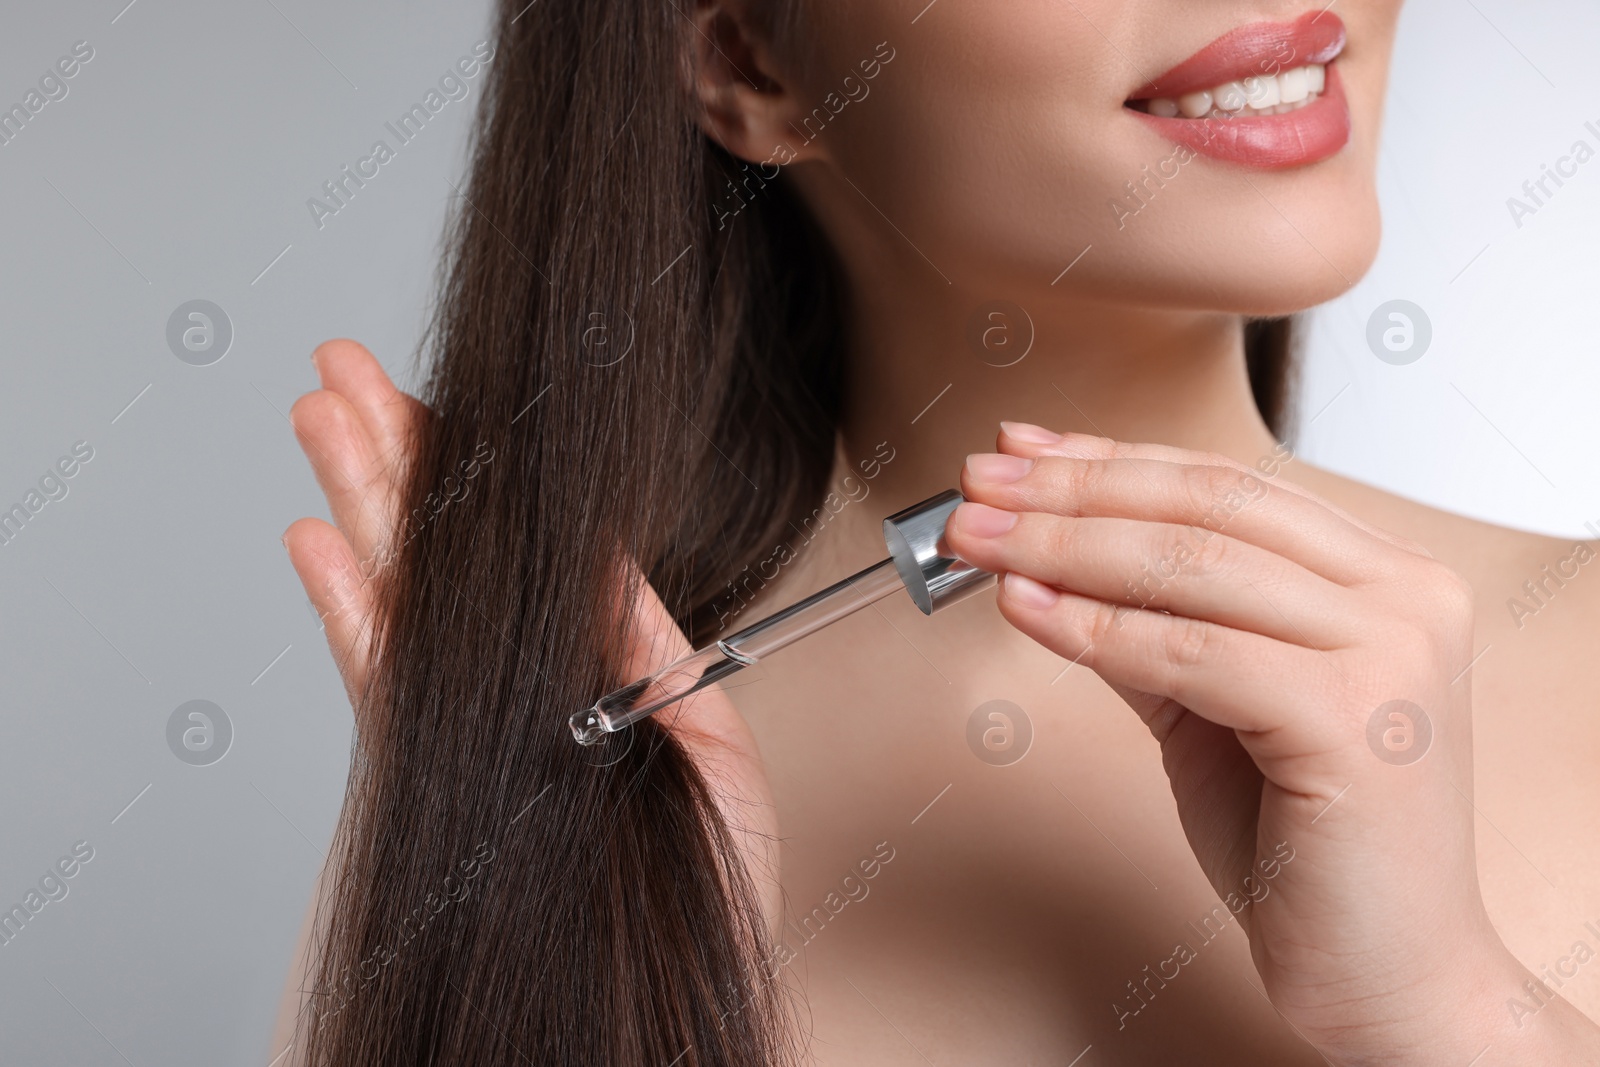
[955,501,1018,538]
[1004,572,1060,609]
[965,453,1033,485]
[1000,421,1061,444]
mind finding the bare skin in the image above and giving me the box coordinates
[273,0,1600,1062]
[744,431,1600,1065]
[273,339,1600,1066]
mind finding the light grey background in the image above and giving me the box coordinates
[0,2,1593,1065]
[0,3,497,1064]
[1300,2,1600,537]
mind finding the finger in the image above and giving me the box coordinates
[994,423,1432,560]
[995,572,1335,743]
[615,562,773,847]
[947,503,1359,647]
[616,562,759,761]
[289,389,397,569]
[610,564,780,914]
[1149,702,1264,900]
[311,339,429,472]
[283,517,374,704]
[965,449,1407,587]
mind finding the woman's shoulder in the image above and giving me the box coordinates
[1285,462,1600,637]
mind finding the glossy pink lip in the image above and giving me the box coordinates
[1128,11,1347,100]
[1125,12,1352,170]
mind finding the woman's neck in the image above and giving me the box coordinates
[836,282,1285,510]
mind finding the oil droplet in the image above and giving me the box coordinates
[569,708,607,746]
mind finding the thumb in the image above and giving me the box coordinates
[613,560,781,930]
[613,560,762,765]
[1112,682,1261,903]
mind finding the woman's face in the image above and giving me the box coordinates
[774,0,1405,316]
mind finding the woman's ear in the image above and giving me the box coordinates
[689,1,822,166]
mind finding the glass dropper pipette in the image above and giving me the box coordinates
[568,558,903,743]
[569,490,995,745]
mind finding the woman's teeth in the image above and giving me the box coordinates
[1139,64,1327,119]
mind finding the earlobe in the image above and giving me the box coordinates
[689,2,822,167]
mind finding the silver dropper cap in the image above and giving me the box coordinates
[883,489,996,615]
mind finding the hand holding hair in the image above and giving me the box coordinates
[282,338,783,934]
[283,339,428,715]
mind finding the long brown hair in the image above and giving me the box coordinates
[297,2,1295,1064]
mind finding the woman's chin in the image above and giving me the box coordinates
[1228,197,1385,314]
[1056,172,1385,315]
[1125,213,1382,317]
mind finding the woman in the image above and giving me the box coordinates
[273,0,1600,1062]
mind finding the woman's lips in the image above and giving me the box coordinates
[1129,11,1347,100]
[1130,65,1351,170]
[1125,12,1352,170]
